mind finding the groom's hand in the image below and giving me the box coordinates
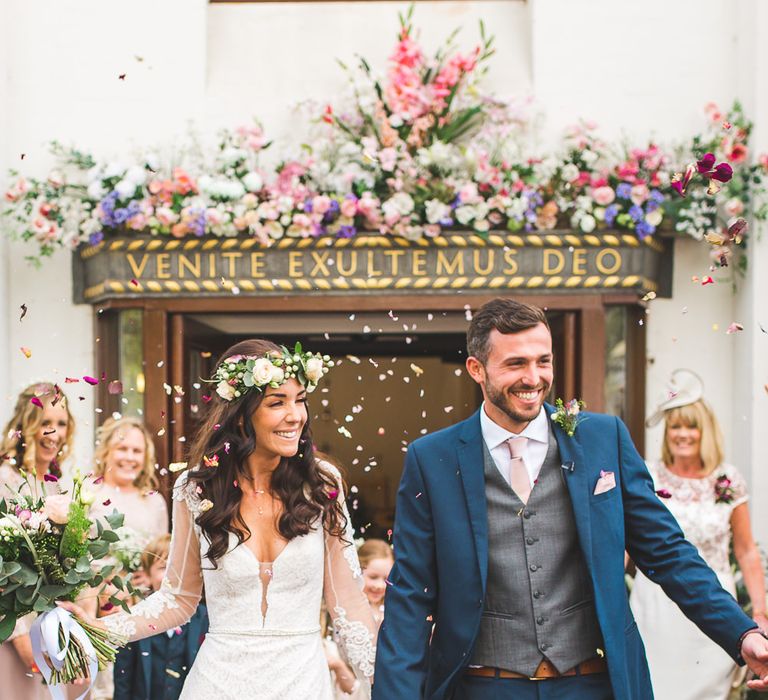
[742,630,768,691]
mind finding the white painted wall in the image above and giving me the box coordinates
[1,0,766,535]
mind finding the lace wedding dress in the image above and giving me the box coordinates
[104,466,376,699]
[630,461,748,700]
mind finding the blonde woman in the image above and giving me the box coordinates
[0,382,75,699]
[631,370,767,700]
[88,416,168,552]
[85,416,168,700]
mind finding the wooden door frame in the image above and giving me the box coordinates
[96,291,646,483]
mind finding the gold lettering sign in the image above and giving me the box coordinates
[75,232,667,303]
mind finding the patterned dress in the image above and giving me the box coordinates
[630,461,748,700]
[103,465,376,699]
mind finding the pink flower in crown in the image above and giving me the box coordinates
[592,186,615,206]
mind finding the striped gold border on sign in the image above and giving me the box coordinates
[82,275,658,301]
[78,230,664,258]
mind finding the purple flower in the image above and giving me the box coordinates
[337,225,357,238]
[189,209,206,237]
[635,221,654,238]
[628,205,644,222]
[113,208,129,224]
[616,183,633,199]
[604,204,620,226]
[303,198,314,213]
[89,231,105,245]
[649,189,665,204]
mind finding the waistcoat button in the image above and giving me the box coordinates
[529,564,538,572]
[533,590,542,598]
[526,537,535,545]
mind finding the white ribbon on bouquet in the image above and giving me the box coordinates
[30,607,99,700]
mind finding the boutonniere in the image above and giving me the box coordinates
[714,473,735,504]
[551,398,586,437]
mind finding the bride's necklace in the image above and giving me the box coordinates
[246,486,273,516]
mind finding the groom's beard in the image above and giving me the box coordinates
[484,375,550,426]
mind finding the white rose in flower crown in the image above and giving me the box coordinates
[304,357,325,384]
[269,364,285,385]
[43,493,72,525]
[252,358,275,385]
[216,380,236,401]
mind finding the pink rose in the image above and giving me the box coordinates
[340,198,357,218]
[630,184,650,206]
[312,195,331,215]
[592,186,615,206]
[724,198,744,218]
[43,494,71,525]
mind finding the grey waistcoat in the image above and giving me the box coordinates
[469,428,603,675]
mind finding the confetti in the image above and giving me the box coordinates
[224,442,231,454]
[118,73,126,80]
[338,426,352,438]
[157,428,166,437]
[102,499,111,506]
[30,397,43,408]
[43,474,58,482]
[65,377,80,383]
[108,380,123,394]
[199,499,214,512]
[655,489,672,499]
[169,462,188,472]
[20,346,32,358]
[130,278,139,287]
[701,276,714,286]
[19,304,27,321]
[203,454,219,468]
[641,291,656,302]
[202,394,212,403]
[726,322,744,334]
[83,376,99,385]
[409,363,424,376]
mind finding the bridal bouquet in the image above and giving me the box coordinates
[0,473,127,698]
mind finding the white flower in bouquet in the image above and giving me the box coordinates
[110,526,145,573]
[581,149,599,166]
[221,147,248,165]
[425,199,451,225]
[242,172,264,192]
[645,209,663,227]
[42,493,71,525]
[103,161,127,179]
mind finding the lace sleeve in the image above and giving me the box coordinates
[103,472,203,644]
[322,465,376,695]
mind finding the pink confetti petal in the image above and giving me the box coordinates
[108,380,123,394]
[726,322,744,334]
[43,474,59,482]
[30,397,43,408]
[83,375,99,385]
[655,489,672,499]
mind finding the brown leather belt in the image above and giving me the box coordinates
[465,656,607,681]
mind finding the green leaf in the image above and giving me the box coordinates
[0,614,18,643]
[111,575,124,592]
[2,561,21,577]
[10,563,38,586]
[33,596,52,613]
[100,530,119,543]
[104,511,124,530]
[75,556,91,573]
[64,569,81,584]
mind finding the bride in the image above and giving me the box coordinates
[65,339,377,699]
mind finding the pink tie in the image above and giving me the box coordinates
[507,436,531,504]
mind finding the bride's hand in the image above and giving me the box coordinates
[55,600,104,630]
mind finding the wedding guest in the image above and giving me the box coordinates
[85,416,169,700]
[631,369,768,700]
[0,382,75,699]
[113,534,208,700]
[358,539,394,631]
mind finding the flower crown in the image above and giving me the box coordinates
[212,343,334,402]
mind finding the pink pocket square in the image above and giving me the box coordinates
[593,471,616,495]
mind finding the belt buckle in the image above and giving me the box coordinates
[528,675,546,681]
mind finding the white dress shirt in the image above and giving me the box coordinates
[479,403,550,488]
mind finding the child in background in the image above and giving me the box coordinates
[113,534,208,700]
[325,539,394,698]
[357,539,394,631]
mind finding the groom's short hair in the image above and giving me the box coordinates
[467,298,549,364]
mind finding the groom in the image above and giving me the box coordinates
[373,298,768,699]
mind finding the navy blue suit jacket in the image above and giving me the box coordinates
[373,406,755,700]
[113,604,208,700]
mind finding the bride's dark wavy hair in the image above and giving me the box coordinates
[185,338,347,568]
